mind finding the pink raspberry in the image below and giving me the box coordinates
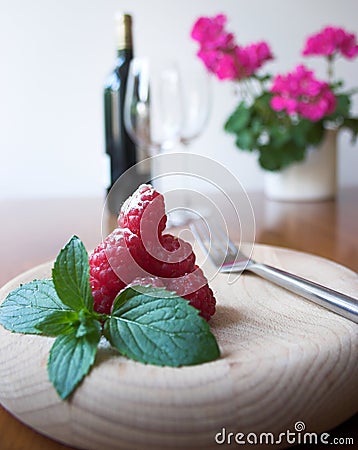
[118,184,167,238]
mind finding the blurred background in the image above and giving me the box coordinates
[0,0,357,200]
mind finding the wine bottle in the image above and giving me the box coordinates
[104,13,149,214]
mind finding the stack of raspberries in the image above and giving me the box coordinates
[89,184,216,321]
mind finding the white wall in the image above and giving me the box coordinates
[0,0,357,199]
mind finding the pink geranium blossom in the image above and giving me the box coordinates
[303,26,358,59]
[236,42,273,77]
[191,14,273,81]
[270,65,336,121]
[191,14,235,50]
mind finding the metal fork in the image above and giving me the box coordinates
[191,220,358,324]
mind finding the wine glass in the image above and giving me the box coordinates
[179,60,212,147]
[124,58,211,227]
[167,61,211,225]
[124,57,185,226]
[124,58,182,156]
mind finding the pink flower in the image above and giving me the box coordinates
[191,14,234,50]
[215,52,241,80]
[191,14,273,81]
[238,42,274,76]
[303,26,358,59]
[270,65,336,121]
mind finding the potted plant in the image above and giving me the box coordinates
[191,14,358,201]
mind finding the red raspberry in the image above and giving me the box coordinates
[165,265,216,321]
[128,272,216,321]
[90,184,216,320]
[127,276,165,290]
[184,284,216,321]
[138,234,196,278]
[89,228,147,314]
[118,184,167,238]
[89,246,125,315]
[89,229,213,318]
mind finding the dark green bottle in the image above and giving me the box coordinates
[104,14,147,214]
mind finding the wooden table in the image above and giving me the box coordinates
[0,189,357,449]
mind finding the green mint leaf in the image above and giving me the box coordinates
[48,322,101,399]
[76,310,102,338]
[36,310,79,336]
[0,279,70,334]
[104,286,220,367]
[52,235,93,312]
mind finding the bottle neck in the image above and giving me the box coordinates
[115,47,133,66]
[115,14,133,51]
[116,47,133,57]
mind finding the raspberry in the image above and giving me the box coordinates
[128,273,216,321]
[184,284,216,321]
[89,228,195,313]
[118,184,167,238]
[89,228,147,314]
[128,276,165,290]
[89,239,125,314]
[90,184,216,321]
[165,265,216,321]
[138,234,196,278]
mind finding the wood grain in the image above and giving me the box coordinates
[0,245,357,450]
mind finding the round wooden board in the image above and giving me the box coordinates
[0,244,357,450]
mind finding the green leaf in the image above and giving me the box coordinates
[224,101,251,133]
[48,323,101,399]
[52,235,93,312]
[331,94,351,118]
[104,286,220,367]
[251,117,263,136]
[253,92,276,122]
[305,122,325,146]
[0,279,70,334]
[258,140,306,171]
[342,117,358,143]
[235,129,254,150]
[76,310,102,338]
[270,125,291,148]
[36,310,79,336]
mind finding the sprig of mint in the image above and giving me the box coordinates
[0,236,220,399]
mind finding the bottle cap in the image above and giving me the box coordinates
[115,13,133,50]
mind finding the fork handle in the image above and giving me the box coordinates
[248,263,358,324]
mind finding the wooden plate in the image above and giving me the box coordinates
[0,244,357,449]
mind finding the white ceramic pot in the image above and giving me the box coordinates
[264,129,337,202]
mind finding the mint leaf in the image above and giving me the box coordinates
[48,324,101,399]
[36,310,79,336]
[0,279,70,334]
[76,310,102,338]
[52,235,93,312]
[104,286,220,367]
